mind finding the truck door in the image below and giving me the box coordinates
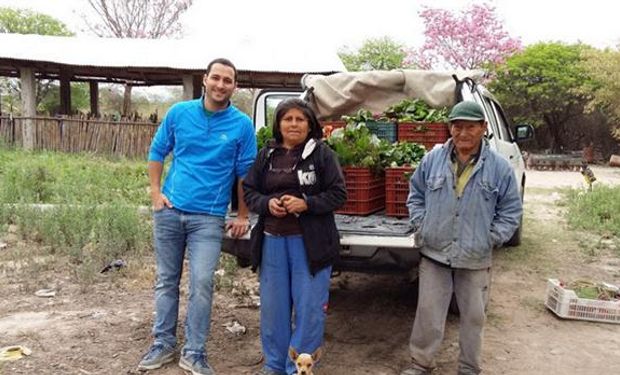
[481,96,525,186]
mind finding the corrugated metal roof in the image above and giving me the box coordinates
[0,33,345,87]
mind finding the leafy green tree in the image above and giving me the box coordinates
[580,47,620,140]
[231,89,255,116]
[490,42,592,152]
[339,37,408,71]
[0,7,73,35]
[0,7,75,114]
[38,82,90,114]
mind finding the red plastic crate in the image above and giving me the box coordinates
[336,196,385,216]
[397,122,450,149]
[337,167,386,215]
[342,167,385,187]
[385,166,415,218]
[385,201,409,218]
[346,183,385,201]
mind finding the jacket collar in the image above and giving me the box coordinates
[266,138,318,161]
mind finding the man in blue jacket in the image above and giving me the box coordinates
[138,58,257,375]
[401,101,522,375]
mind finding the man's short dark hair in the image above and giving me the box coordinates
[206,58,237,83]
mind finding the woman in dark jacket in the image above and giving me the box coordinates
[243,98,346,375]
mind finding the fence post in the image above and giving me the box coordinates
[11,114,15,144]
[20,67,36,150]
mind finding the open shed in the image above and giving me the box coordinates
[0,32,345,114]
[0,32,345,150]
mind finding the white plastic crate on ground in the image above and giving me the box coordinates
[545,278,620,324]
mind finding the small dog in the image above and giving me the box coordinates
[289,347,322,375]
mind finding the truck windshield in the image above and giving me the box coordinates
[264,94,298,128]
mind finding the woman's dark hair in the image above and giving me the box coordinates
[272,98,323,144]
[206,57,237,82]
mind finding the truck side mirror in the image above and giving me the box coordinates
[514,124,534,142]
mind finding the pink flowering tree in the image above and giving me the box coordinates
[406,3,521,70]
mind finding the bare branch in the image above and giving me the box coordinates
[84,0,193,39]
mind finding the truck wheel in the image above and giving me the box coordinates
[505,217,522,247]
[504,188,524,247]
[236,256,251,268]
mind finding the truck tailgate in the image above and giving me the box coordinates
[335,214,416,248]
[225,213,416,248]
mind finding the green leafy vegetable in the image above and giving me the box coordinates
[384,99,449,123]
[256,126,273,151]
[326,123,388,173]
[381,141,426,167]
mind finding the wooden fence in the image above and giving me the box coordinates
[0,116,158,158]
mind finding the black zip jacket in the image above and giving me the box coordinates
[243,138,347,274]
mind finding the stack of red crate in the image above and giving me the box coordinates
[397,122,450,150]
[385,166,415,218]
[336,167,385,215]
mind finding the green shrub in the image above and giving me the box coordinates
[0,147,149,205]
[6,204,151,263]
[564,186,620,236]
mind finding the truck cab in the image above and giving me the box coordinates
[223,70,532,273]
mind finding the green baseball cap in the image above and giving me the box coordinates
[448,101,485,122]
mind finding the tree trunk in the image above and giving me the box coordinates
[122,84,132,117]
[544,114,564,153]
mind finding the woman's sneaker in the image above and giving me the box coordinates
[137,343,175,371]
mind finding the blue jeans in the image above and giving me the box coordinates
[151,207,225,356]
[260,234,331,375]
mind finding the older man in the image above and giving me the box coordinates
[402,101,522,375]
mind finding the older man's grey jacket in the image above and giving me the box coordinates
[406,139,522,270]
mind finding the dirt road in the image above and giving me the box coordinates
[1,168,620,374]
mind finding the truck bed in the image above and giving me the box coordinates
[225,212,415,248]
[335,213,413,236]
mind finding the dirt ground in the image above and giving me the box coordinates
[2,167,620,375]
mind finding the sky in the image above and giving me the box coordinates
[0,0,618,51]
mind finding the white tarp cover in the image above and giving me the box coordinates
[302,69,485,119]
[0,33,345,74]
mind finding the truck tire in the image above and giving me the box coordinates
[505,216,522,247]
[236,256,251,268]
[505,188,525,247]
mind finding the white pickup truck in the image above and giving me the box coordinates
[223,69,533,273]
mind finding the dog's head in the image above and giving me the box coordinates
[289,347,321,375]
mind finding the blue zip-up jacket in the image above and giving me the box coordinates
[406,139,522,269]
[148,98,257,216]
